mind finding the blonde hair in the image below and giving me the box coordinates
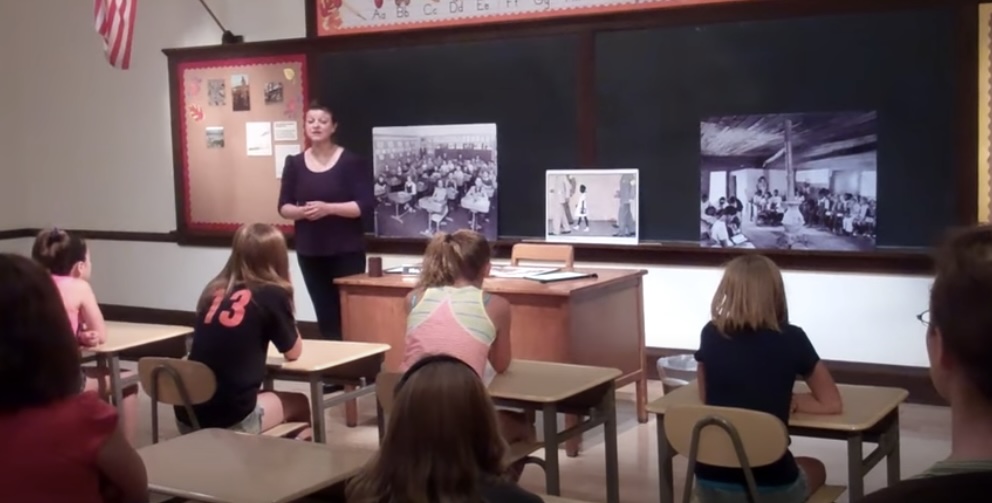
[198,223,293,312]
[417,230,491,289]
[710,254,789,335]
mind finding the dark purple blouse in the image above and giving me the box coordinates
[277,150,374,257]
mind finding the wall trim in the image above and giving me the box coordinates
[645,347,942,406]
[100,304,944,406]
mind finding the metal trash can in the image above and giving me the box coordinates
[656,354,697,395]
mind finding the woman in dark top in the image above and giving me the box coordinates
[278,102,375,342]
[693,255,843,503]
[346,355,543,503]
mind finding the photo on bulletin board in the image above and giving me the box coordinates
[372,123,498,240]
[699,111,878,251]
[545,169,639,246]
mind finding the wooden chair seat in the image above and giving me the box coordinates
[260,421,310,439]
[665,404,846,503]
[808,485,846,503]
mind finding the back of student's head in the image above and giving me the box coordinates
[347,354,505,503]
[711,254,788,335]
[200,223,292,311]
[417,230,491,289]
[0,254,82,413]
[31,228,88,276]
[928,224,992,405]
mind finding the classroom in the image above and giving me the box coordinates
[0,0,989,502]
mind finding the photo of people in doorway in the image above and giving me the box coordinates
[546,169,639,245]
[699,111,878,251]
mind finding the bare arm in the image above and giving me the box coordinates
[486,295,512,373]
[279,203,307,221]
[77,281,107,344]
[282,332,304,361]
[96,426,149,503]
[793,362,843,415]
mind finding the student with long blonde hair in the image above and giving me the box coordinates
[693,254,842,503]
[175,223,311,439]
[400,230,534,450]
[347,355,542,503]
[31,228,140,445]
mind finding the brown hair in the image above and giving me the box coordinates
[930,224,992,402]
[346,354,507,503]
[710,254,789,334]
[417,230,491,289]
[31,228,88,276]
[198,223,293,312]
[0,253,83,412]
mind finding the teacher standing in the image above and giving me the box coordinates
[278,102,374,342]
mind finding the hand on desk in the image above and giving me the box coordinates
[792,392,843,415]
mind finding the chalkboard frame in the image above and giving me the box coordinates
[165,0,980,274]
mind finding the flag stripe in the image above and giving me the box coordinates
[93,0,136,70]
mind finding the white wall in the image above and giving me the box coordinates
[0,0,933,367]
[0,0,22,229]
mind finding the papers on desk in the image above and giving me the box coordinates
[524,271,598,283]
[384,264,422,275]
[488,265,559,278]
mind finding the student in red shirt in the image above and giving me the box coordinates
[0,253,147,503]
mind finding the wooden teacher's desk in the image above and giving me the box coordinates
[335,268,648,422]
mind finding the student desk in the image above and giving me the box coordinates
[335,268,648,428]
[90,321,193,415]
[647,381,909,503]
[140,428,371,503]
[265,340,390,443]
[489,360,622,503]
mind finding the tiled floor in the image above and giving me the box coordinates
[137,375,950,503]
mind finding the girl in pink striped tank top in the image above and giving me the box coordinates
[400,230,535,462]
[32,228,139,444]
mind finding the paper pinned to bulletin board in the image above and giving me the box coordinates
[980,3,991,222]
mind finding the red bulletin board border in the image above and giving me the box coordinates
[312,0,757,36]
[176,54,308,234]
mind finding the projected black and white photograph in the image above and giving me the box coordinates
[372,123,498,240]
[699,111,878,251]
[546,169,639,245]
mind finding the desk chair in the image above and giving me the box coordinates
[664,404,846,503]
[374,371,546,484]
[510,243,574,270]
[137,357,308,444]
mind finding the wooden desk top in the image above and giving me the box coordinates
[488,360,622,403]
[335,268,646,297]
[140,429,371,503]
[266,340,390,373]
[539,495,594,503]
[646,381,909,432]
[90,321,192,354]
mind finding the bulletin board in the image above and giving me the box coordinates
[176,55,308,232]
[980,3,992,223]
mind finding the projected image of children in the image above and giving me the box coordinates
[699,111,878,251]
[372,123,498,240]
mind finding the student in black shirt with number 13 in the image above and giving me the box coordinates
[175,223,312,439]
[693,255,843,503]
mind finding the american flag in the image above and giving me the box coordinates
[93,0,136,70]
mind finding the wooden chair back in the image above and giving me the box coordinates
[510,243,575,270]
[664,404,789,503]
[138,357,217,444]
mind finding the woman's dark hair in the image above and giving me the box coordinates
[0,253,83,412]
[930,224,992,402]
[346,354,507,503]
[31,228,88,276]
[306,100,336,122]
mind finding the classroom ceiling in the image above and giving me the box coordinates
[699,111,878,164]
